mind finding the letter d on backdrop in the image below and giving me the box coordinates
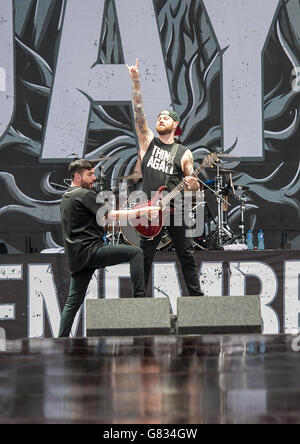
[0,327,6,352]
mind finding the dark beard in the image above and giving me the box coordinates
[81,180,93,189]
[156,125,173,136]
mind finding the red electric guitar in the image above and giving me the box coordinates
[129,152,219,238]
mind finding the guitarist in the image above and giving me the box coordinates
[59,159,160,337]
[126,59,204,296]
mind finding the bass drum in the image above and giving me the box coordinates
[120,191,172,250]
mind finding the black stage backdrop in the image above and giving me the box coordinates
[0,0,300,254]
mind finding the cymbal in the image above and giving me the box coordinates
[209,168,235,174]
[89,155,121,162]
[113,172,143,181]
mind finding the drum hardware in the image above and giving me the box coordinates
[90,155,122,195]
[89,155,121,162]
[203,179,215,188]
[226,191,248,245]
[215,165,234,248]
[238,193,247,244]
[94,171,120,244]
[50,181,68,189]
[199,165,235,249]
[113,172,143,181]
[208,168,236,174]
[199,163,252,249]
[198,176,228,203]
[111,184,132,192]
[202,200,217,244]
[192,235,208,250]
[67,154,120,162]
[233,185,249,191]
[67,152,80,159]
[94,165,110,192]
[104,221,122,246]
[110,186,119,194]
[103,188,123,246]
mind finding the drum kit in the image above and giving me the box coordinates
[93,154,250,250]
[198,162,250,249]
[53,154,250,250]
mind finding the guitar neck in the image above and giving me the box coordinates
[161,163,204,208]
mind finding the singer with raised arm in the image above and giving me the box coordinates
[126,59,204,296]
[59,159,160,337]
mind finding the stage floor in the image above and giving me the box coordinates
[0,334,300,424]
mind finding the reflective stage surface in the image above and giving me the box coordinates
[1,335,300,424]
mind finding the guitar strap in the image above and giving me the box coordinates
[164,143,179,190]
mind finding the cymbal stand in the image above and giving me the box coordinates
[229,191,248,245]
[105,223,121,245]
[95,165,107,192]
[198,172,232,249]
[215,164,234,248]
[221,186,236,240]
[95,165,119,245]
[239,194,247,244]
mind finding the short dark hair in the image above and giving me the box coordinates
[68,159,94,179]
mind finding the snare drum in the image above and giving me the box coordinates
[120,191,172,250]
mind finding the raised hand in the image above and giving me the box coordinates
[126,58,139,82]
[126,58,153,147]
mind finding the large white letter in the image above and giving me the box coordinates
[284,261,300,333]
[104,264,131,299]
[202,0,280,158]
[0,0,14,141]
[0,265,22,323]
[41,0,171,160]
[229,261,279,333]
[28,264,61,338]
[199,262,223,296]
[29,264,99,338]
[153,262,182,315]
[0,327,5,352]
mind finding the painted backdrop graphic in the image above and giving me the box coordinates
[0,0,300,253]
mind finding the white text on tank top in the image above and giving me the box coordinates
[146,145,175,175]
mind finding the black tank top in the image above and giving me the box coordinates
[141,137,188,198]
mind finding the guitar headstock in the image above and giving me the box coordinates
[202,152,220,169]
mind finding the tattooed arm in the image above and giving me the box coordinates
[126,59,154,158]
[182,150,200,191]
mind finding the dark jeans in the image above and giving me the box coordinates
[140,221,203,297]
[59,244,145,337]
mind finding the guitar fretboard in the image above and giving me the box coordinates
[161,162,206,208]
